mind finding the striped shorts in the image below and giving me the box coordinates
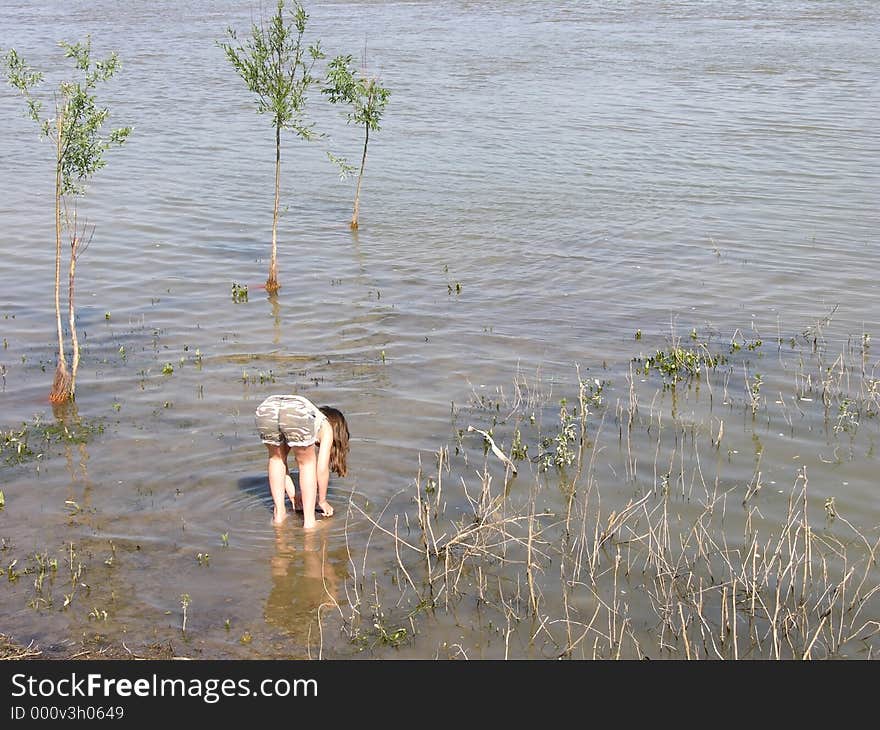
[254,394,326,447]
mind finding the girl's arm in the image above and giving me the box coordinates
[316,419,333,506]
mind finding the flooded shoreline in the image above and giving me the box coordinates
[2,314,878,659]
[2,0,878,659]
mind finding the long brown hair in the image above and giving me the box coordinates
[319,406,350,477]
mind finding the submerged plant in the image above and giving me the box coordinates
[748,373,763,415]
[510,428,528,461]
[180,593,191,633]
[342,354,880,661]
[1,426,33,464]
[540,398,578,471]
[640,345,724,387]
[1,415,104,466]
[231,282,248,303]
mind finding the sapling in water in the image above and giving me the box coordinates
[219,1,324,293]
[323,53,390,229]
[3,39,130,402]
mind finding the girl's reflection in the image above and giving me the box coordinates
[264,524,348,650]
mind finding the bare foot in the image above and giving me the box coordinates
[272,511,288,525]
[302,517,317,529]
[317,500,334,517]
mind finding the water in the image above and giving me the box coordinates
[0,1,878,659]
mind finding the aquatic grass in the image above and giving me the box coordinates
[1,425,34,464]
[3,316,877,660]
[241,369,276,385]
[1,415,104,466]
[638,344,725,387]
[0,634,41,659]
[338,326,880,659]
[63,541,86,609]
[179,593,190,633]
[88,606,108,621]
[345,450,880,659]
[6,560,21,583]
[231,282,248,303]
[539,398,578,471]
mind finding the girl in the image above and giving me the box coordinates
[254,394,350,528]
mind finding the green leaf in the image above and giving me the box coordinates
[321,54,390,131]
[327,151,356,180]
[217,0,320,134]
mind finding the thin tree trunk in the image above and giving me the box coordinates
[68,215,79,400]
[351,125,369,230]
[54,109,65,365]
[267,122,281,293]
[50,104,70,403]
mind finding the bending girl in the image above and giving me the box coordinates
[254,394,350,528]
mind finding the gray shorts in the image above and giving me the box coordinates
[255,394,327,447]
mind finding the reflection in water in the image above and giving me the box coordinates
[269,292,281,346]
[51,401,94,518]
[264,524,348,656]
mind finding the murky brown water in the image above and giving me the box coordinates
[1,1,878,659]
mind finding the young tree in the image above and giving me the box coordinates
[322,54,390,230]
[4,38,131,402]
[219,0,323,294]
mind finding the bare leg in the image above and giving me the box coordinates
[266,443,290,524]
[292,452,331,514]
[293,445,318,529]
